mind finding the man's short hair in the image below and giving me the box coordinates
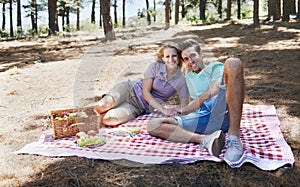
[179,39,201,53]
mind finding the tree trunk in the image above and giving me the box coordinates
[62,10,65,31]
[34,0,38,34]
[218,0,222,19]
[165,0,170,29]
[146,0,151,25]
[99,0,102,27]
[9,0,13,37]
[2,3,5,30]
[226,0,231,20]
[91,0,96,24]
[253,0,259,26]
[181,0,185,18]
[237,0,241,19]
[175,0,179,24]
[297,0,300,18]
[122,0,125,27]
[100,0,116,41]
[291,0,296,14]
[66,7,70,32]
[267,0,271,20]
[76,1,80,31]
[48,0,58,35]
[282,0,292,22]
[154,0,156,22]
[199,0,206,20]
[113,0,118,25]
[30,1,35,32]
[270,0,281,20]
[17,0,22,34]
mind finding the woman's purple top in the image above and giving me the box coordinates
[132,62,189,113]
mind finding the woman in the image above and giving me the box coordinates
[95,42,189,126]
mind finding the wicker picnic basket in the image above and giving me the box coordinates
[50,106,100,139]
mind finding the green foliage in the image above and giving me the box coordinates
[38,24,49,35]
[15,26,24,38]
[80,21,99,32]
[26,29,36,37]
[113,23,120,28]
[65,24,77,32]
[17,26,23,34]
[0,30,9,38]
[241,7,253,19]
[186,15,200,24]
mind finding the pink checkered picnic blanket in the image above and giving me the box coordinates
[15,104,294,170]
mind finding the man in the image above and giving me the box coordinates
[147,39,245,162]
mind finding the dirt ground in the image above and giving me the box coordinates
[0,19,299,186]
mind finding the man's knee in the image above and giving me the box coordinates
[224,58,243,72]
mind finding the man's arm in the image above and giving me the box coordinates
[177,80,220,114]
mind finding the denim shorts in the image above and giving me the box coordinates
[173,95,230,134]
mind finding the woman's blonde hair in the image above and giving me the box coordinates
[155,42,182,68]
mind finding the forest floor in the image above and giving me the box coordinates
[0,18,299,186]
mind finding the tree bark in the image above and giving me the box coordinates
[48,0,58,35]
[122,0,125,27]
[99,0,102,27]
[199,0,206,20]
[218,0,222,19]
[34,0,38,34]
[2,3,5,30]
[30,1,35,32]
[165,0,170,29]
[291,0,296,14]
[226,0,231,20]
[271,0,281,20]
[100,0,116,41]
[146,0,151,25]
[113,0,118,25]
[282,0,292,22]
[181,0,185,18]
[91,0,96,24]
[297,0,300,18]
[17,0,22,34]
[253,0,259,26]
[76,1,80,31]
[66,6,70,32]
[267,0,271,20]
[237,0,241,19]
[154,0,157,22]
[175,0,179,24]
[9,0,13,37]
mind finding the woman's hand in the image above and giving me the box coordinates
[161,108,179,117]
[175,101,198,115]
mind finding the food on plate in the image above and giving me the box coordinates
[113,127,141,136]
[75,131,105,147]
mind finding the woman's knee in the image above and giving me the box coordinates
[96,95,115,114]
[147,119,161,135]
[101,110,127,126]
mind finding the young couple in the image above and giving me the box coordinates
[94,39,245,163]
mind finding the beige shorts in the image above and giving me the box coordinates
[106,81,145,120]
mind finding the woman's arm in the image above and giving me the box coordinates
[142,77,176,116]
